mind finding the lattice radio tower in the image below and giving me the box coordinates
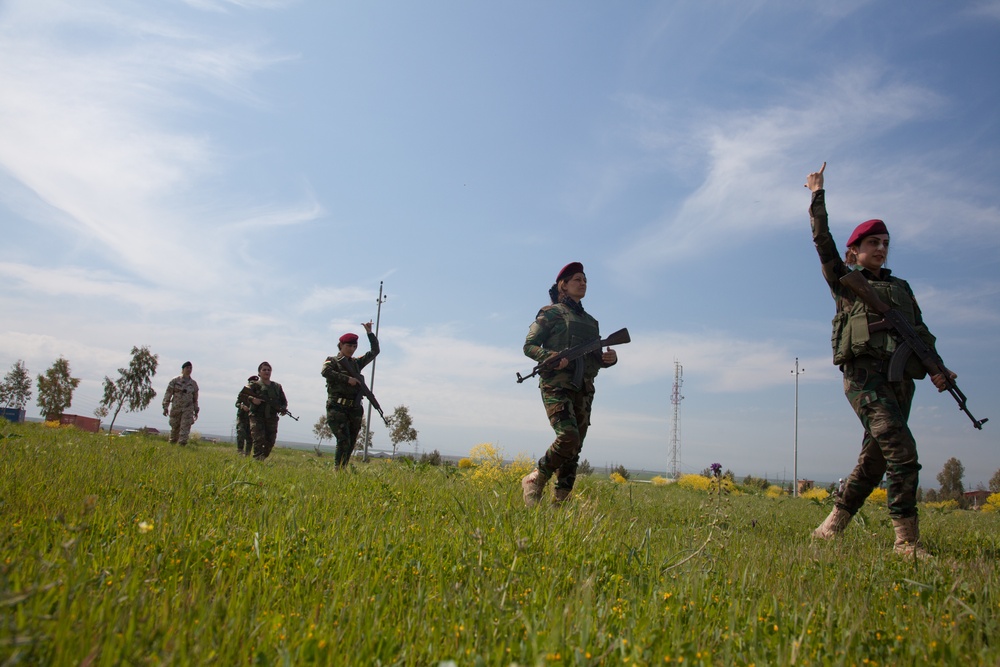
[668,360,684,479]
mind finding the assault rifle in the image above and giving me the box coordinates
[516,327,630,385]
[245,385,295,420]
[339,358,390,426]
[840,271,987,430]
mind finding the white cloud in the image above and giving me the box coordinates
[608,64,960,274]
[0,0,308,295]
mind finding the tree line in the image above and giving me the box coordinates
[3,355,998,499]
[1,347,159,434]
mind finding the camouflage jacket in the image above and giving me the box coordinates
[523,298,614,390]
[162,375,199,414]
[810,189,936,375]
[322,332,379,403]
[244,381,288,419]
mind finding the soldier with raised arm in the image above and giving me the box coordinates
[806,163,954,558]
[322,321,380,469]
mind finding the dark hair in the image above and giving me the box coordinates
[258,361,271,372]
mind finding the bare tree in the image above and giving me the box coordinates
[95,346,159,434]
[387,405,418,458]
[0,360,32,410]
[36,357,80,420]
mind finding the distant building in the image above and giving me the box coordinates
[965,490,990,509]
[797,479,815,494]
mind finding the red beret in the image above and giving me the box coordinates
[339,333,359,344]
[556,262,584,283]
[847,219,888,247]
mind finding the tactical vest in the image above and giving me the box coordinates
[831,275,928,379]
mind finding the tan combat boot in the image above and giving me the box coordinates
[553,488,572,505]
[892,516,932,559]
[521,469,550,508]
[812,507,852,539]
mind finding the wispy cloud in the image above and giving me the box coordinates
[609,64,949,274]
[0,0,304,294]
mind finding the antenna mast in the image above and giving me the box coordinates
[668,360,684,479]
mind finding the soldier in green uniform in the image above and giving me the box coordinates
[235,375,257,456]
[521,262,619,506]
[162,361,199,445]
[807,163,955,557]
[244,362,288,461]
[322,322,379,469]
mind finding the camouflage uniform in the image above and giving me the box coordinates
[322,332,379,468]
[162,374,199,445]
[235,378,256,455]
[811,189,939,519]
[524,297,615,493]
[244,380,288,461]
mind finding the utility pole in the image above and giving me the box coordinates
[668,360,684,479]
[791,357,805,497]
[362,281,387,462]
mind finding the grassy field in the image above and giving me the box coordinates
[2,422,998,666]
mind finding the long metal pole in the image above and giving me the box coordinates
[362,281,386,462]
[791,358,804,497]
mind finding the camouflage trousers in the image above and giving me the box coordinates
[250,414,279,460]
[236,411,251,454]
[536,384,594,492]
[837,362,920,519]
[327,405,363,468]
[168,408,196,445]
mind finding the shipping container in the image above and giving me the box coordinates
[0,407,26,423]
[59,414,102,433]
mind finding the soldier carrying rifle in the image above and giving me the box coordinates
[520,262,624,507]
[805,162,983,558]
[244,361,289,461]
[322,321,382,469]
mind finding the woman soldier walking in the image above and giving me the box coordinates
[520,262,619,507]
[806,163,955,557]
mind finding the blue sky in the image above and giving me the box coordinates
[2,0,998,488]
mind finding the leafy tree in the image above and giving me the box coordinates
[741,475,770,491]
[936,457,965,503]
[312,415,333,455]
[924,488,939,503]
[419,449,443,466]
[95,346,159,434]
[612,464,631,480]
[313,415,332,444]
[577,459,594,476]
[989,469,1000,494]
[387,405,418,457]
[36,357,81,419]
[0,360,32,410]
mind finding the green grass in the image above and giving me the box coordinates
[2,422,998,666]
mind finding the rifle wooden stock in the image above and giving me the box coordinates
[517,327,631,384]
[839,272,987,430]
